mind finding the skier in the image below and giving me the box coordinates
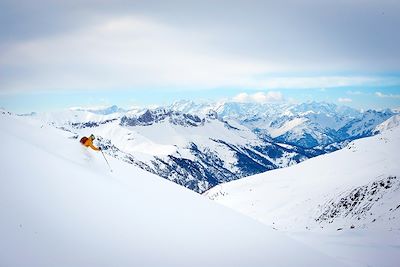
[80,134,112,171]
[80,134,101,151]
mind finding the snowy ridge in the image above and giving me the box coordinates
[205,125,400,267]
[0,112,344,267]
[374,114,400,133]
[205,126,400,231]
[30,107,321,193]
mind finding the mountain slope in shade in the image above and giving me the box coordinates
[0,113,344,267]
[205,124,400,267]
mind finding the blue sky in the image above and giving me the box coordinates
[0,1,399,112]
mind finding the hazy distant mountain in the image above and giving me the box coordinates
[169,100,396,148]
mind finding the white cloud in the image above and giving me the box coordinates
[232,93,249,102]
[253,76,400,89]
[375,92,400,99]
[337,97,352,103]
[0,16,270,92]
[233,91,284,103]
[1,15,400,93]
[1,0,400,97]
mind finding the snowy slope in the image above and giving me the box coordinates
[0,113,344,267]
[30,107,318,193]
[206,126,400,230]
[374,114,400,133]
[205,125,400,267]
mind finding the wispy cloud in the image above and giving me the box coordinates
[233,91,284,103]
[250,76,400,90]
[338,97,352,103]
[375,92,400,99]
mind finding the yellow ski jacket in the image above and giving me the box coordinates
[83,138,100,151]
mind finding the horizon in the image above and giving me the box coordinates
[2,93,400,115]
[1,87,400,114]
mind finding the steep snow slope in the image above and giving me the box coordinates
[0,113,343,267]
[31,108,318,193]
[206,126,400,230]
[374,114,400,133]
[205,125,400,267]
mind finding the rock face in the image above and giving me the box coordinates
[316,176,400,226]
[120,109,204,127]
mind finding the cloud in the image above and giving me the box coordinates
[250,76,400,89]
[375,92,400,99]
[3,14,398,93]
[0,16,274,92]
[2,0,400,71]
[1,1,400,93]
[337,97,352,103]
[233,91,284,103]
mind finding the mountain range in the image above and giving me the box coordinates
[26,101,398,193]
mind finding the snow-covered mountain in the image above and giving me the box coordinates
[169,100,396,148]
[374,114,400,133]
[32,107,320,193]
[205,121,400,267]
[0,112,345,267]
[206,124,400,231]
[26,101,397,193]
[71,104,127,115]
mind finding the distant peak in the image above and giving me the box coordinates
[70,105,125,115]
[0,107,12,115]
[374,114,400,134]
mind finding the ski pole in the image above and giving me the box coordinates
[101,149,113,172]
